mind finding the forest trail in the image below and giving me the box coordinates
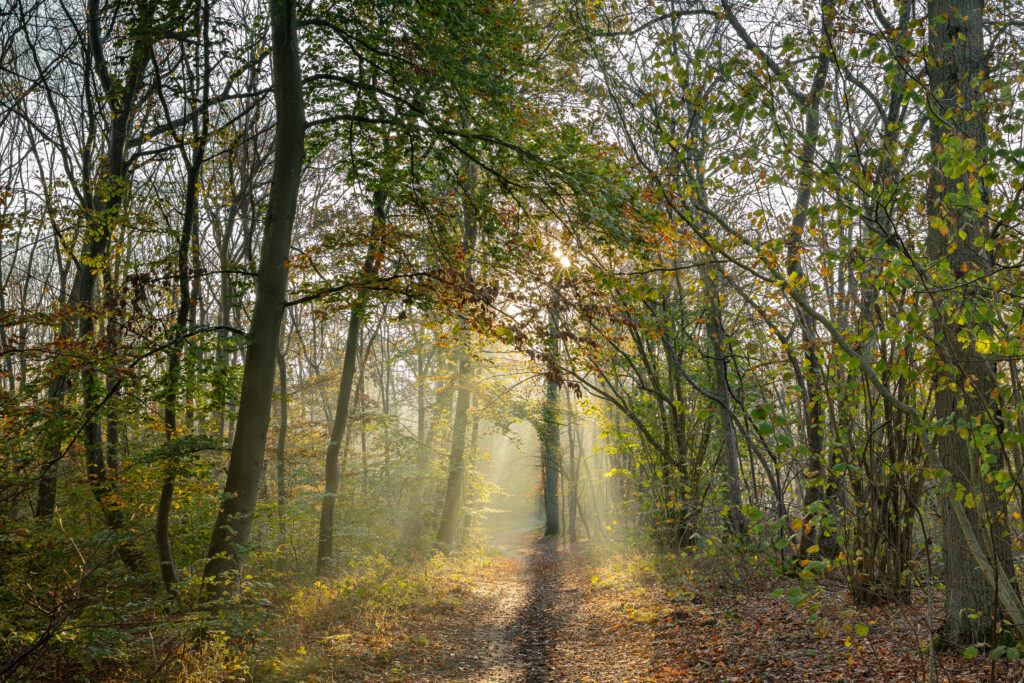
[348,531,666,682]
[491,532,660,682]
[312,532,1023,682]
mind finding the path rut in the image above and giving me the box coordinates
[359,532,658,682]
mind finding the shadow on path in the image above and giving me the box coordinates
[511,536,581,682]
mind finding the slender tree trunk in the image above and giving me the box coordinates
[203,0,304,594]
[360,374,368,499]
[565,389,578,543]
[157,118,207,594]
[316,190,385,573]
[276,351,288,546]
[34,1,153,572]
[103,269,122,471]
[157,7,212,591]
[783,7,834,556]
[541,300,560,537]
[702,264,746,537]
[401,331,432,545]
[436,355,473,549]
[435,161,479,551]
[415,335,429,496]
[0,244,10,393]
[216,229,235,440]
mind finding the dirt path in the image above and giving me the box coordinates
[296,532,1024,681]
[505,536,656,682]
[352,532,662,682]
[511,536,575,681]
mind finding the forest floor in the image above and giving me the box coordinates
[243,531,1024,682]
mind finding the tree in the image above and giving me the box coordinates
[540,289,561,537]
[156,0,213,592]
[317,189,386,573]
[925,0,1018,646]
[436,159,479,551]
[203,0,305,593]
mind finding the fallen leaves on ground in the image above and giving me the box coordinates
[247,535,1024,681]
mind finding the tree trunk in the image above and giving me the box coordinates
[34,0,153,573]
[702,264,746,537]
[315,312,362,573]
[925,0,1016,646]
[276,351,288,546]
[203,0,304,594]
[435,160,479,551]
[436,355,473,549]
[415,333,429,496]
[783,8,834,557]
[157,60,209,591]
[541,291,561,537]
[316,190,385,573]
[401,329,432,545]
[565,389,578,543]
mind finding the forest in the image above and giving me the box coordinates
[2,0,1024,679]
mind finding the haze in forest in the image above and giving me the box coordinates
[3,0,1024,680]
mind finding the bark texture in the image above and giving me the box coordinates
[925,0,1017,646]
[541,301,561,538]
[203,0,304,593]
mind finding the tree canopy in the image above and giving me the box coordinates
[4,0,1024,677]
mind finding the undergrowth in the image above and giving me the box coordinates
[168,551,495,682]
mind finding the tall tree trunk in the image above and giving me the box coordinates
[702,264,746,537]
[203,0,304,594]
[925,0,1016,646]
[0,242,10,393]
[36,0,154,569]
[435,161,479,551]
[415,333,429,498]
[276,351,288,546]
[157,2,211,592]
[540,298,560,537]
[102,268,123,471]
[157,147,205,592]
[316,189,385,574]
[216,225,236,440]
[565,388,578,543]
[783,6,834,556]
[436,355,473,549]
[401,329,432,545]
